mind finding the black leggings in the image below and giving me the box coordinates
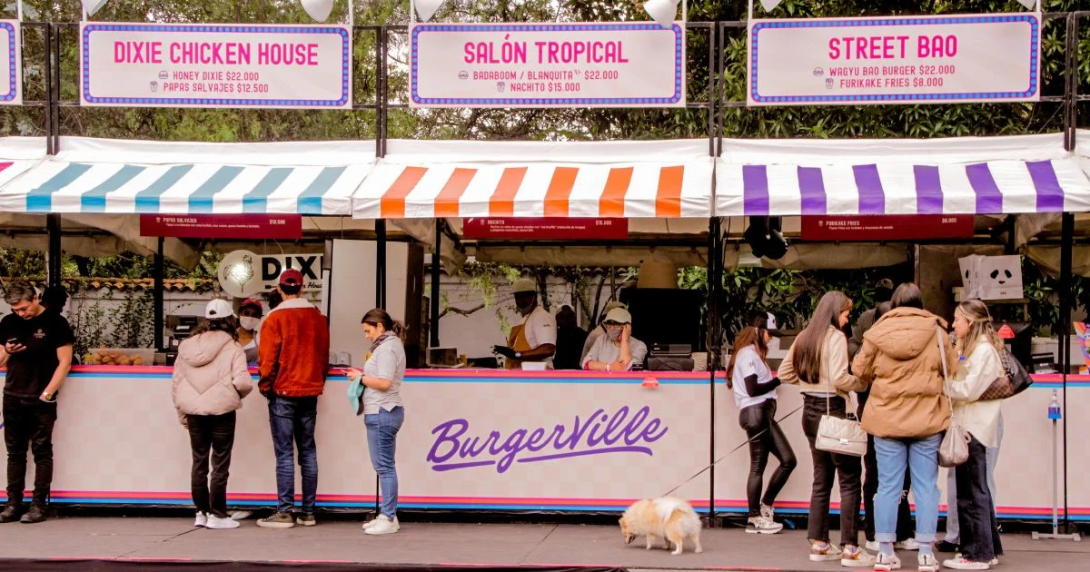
[739,399,797,517]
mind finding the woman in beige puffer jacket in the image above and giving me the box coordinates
[172,299,253,530]
[849,283,954,571]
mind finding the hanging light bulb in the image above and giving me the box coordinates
[415,0,445,22]
[82,0,109,18]
[643,0,680,28]
[301,0,335,22]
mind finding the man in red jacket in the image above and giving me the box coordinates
[255,269,330,529]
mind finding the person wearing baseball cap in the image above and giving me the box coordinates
[172,299,253,530]
[256,267,330,529]
[581,307,647,372]
[748,310,783,338]
[493,277,556,369]
[580,300,628,363]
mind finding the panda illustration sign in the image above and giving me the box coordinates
[959,254,1024,301]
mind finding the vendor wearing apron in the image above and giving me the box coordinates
[493,278,556,369]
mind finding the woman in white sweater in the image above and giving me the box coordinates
[944,299,1004,570]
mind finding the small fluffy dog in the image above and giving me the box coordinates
[618,497,703,555]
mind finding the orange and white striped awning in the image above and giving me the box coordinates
[352,139,713,219]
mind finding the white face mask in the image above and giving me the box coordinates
[240,317,261,331]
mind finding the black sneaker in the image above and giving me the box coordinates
[20,504,47,524]
[935,540,960,553]
[0,504,23,523]
[295,513,317,527]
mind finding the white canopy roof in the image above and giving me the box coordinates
[352,139,715,219]
[0,137,374,216]
[717,133,1090,217]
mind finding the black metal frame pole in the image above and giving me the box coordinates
[429,219,442,348]
[46,214,61,287]
[1060,14,1077,532]
[376,220,387,309]
[153,237,165,352]
[707,216,723,520]
[1060,212,1073,533]
[43,23,53,155]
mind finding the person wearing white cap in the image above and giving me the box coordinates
[171,299,254,530]
[581,307,648,372]
[580,300,628,363]
[493,277,556,369]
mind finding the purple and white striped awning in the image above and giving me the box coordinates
[716,134,1090,216]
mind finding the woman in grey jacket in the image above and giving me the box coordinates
[172,299,253,530]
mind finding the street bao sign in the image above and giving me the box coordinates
[139,214,303,240]
[801,214,974,241]
[0,21,20,105]
[410,23,685,108]
[462,217,629,240]
[218,249,322,299]
[80,23,351,109]
[748,13,1040,106]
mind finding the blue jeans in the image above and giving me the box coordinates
[268,395,318,514]
[874,433,942,544]
[365,406,404,518]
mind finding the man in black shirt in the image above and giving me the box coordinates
[0,281,74,524]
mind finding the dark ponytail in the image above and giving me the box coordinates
[362,308,406,340]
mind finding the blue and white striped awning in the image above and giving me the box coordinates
[0,138,374,216]
[717,133,1090,216]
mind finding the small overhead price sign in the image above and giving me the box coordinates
[80,23,351,109]
[410,22,685,108]
[748,13,1040,106]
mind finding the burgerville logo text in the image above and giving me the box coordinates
[426,406,668,473]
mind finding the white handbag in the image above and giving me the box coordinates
[936,326,971,468]
[816,411,868,457]
[814,342,867,457]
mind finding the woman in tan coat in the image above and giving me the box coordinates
[172,299,254,530]
[779,291,872,568]
[850,283,955,572]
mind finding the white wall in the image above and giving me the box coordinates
[434,275,616,359]
[326,240,409,368]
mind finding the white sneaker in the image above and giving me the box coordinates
[865,540,880,552]
[943,554,990,570]
[229,510,253,521]
[745,516,783,534]
[810,542,842,562]
[760,503,774,520]
[194,512,207,528]
[205,514,241,530]
[364,514,399,535]
[841,545,876,568]
[988,558,999,566]
[918,552,940,572]
[898,538,921,551]
[874,552,902,571]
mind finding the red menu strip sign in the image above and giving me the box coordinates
[801,215,974,241]
[463,217,629,240]
[140,214,303,240]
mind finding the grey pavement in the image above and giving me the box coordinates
[0,516,1084,571]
